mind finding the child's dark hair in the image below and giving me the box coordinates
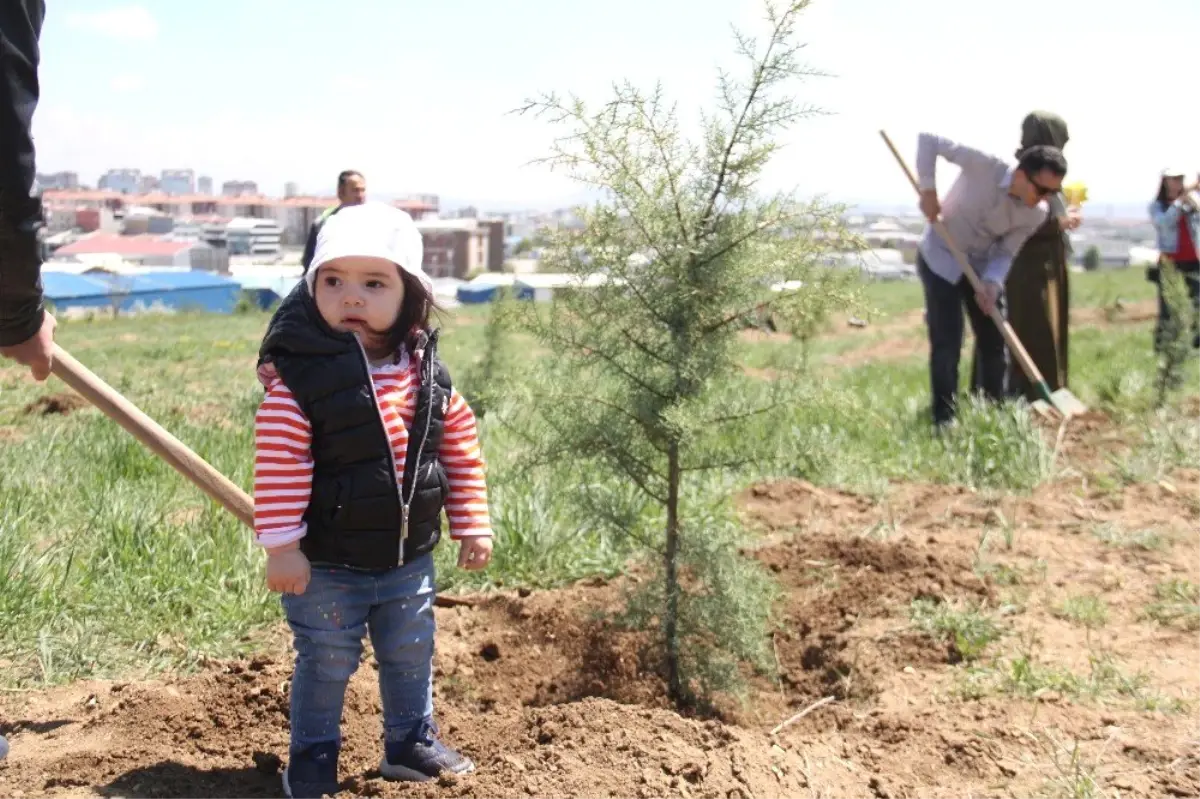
[384,270,442,353]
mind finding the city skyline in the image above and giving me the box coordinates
[33,172,1166,222]
[32,0,1197,211]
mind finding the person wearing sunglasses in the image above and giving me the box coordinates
[1148,167,1200,351]
[978,111,1080,404]
[913,130,1068,427]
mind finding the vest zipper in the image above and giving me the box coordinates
[401,333,438,558]
[354,337,407,566]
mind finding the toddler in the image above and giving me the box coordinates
[252,202,493,798]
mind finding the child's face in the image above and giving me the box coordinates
[313,256,405,355]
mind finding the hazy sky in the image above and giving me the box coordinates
[31,0,1198,210]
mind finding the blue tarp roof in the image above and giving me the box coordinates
[43,270,239,300]
[457,283,503,304]
[42,273,115,300]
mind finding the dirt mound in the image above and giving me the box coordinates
[0,657,811,799]
[23,393,86,416]
[428,578,668,717]
[0,500,998,798]
[750,527,990,716]
[2,478,1197,799]
[449,508,994,721]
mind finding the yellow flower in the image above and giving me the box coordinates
[1063,181,1088,206]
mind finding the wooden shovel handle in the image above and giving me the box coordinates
[48,344,481,608]
[50,344,256,528]
[878,130,1054,400]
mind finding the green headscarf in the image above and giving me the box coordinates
[1017,111,1073,246]
[1016,110,1069,157]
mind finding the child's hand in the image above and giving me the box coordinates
[256,360,278,388]
[266,542,311,594]
[457,537,493,571]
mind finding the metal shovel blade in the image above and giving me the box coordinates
[1049,388,1088,419]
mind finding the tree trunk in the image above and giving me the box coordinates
[664,439,683,704]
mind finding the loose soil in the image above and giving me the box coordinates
[3,455,1197,798]
[22,393,86,417]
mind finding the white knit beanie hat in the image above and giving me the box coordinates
[305,201,430,293]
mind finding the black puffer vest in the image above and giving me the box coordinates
[258,282,452,571]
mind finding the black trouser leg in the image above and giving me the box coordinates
[918,254,965,425]
[960,274,1009,402]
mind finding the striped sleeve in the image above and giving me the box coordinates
[253,380,313,548]
[440,388,493,539]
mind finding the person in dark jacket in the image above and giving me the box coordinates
[0,0,46,764]
[974,110,1080,401]
[0,0,55,383]
[300,170,366,273]
[253,202,493,798]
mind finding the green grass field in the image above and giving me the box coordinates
[0,266,1195,687]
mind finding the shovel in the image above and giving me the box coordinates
[878,130,1088,420]
[47,344,473,607]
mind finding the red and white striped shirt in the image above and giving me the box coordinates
[252,350,492,549]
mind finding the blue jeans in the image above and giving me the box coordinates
[282,554,437,754]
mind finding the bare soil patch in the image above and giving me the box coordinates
[3,469,1197,798]
[22,393,87,417]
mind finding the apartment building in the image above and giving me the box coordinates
[226,217,282,257]
[36,171,79,191]
[160,169,196,195]
[417,217,504,278]
[222,180,259,197]
[99,168,140,194]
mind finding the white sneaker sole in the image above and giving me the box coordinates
[379,758,476,783]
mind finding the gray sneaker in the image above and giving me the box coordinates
[380,719,474,782]
[282,740,339,798]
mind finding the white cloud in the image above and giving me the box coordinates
[66,6,158,40]
[109,73,146,93]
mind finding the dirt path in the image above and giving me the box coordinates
[821,300,1161,340]
[817,299,1162,365]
